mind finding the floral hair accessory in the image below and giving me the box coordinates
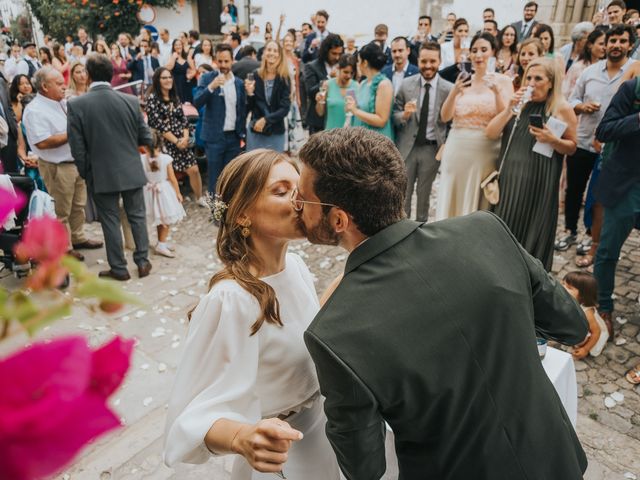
[208,193,228,222]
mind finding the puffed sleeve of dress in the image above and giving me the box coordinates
[163,283,262,466]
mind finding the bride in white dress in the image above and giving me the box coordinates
[163,149,341,479]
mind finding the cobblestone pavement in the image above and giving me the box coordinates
[2,177,640,480]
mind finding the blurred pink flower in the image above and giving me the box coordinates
[0,335,134,480]
[0,187,26,230]
[14,216,69,263]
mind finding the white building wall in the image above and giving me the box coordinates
[154,2,198,37]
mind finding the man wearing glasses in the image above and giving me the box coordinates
[295,127,589,479]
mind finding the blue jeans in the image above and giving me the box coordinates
[205,132,241,194]
[594,183,640,312]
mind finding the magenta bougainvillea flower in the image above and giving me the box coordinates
[14,216,69,264]
[0,335,134,479]
[0,187,25,230]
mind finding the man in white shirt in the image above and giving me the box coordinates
[16,42,42,78]
[392,42,453,221]
[22,67,102,260]
[158,28,173,66]
[4,44,23,82]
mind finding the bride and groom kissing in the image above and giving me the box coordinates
[164,127,589,479]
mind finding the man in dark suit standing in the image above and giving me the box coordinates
[194,44,246,195]
[511,1,539,41]
[374,24,393,66]
[68,54,153,281]
[594,75,640,333]
[127,39,160,87]
[231,46,260,80]
[304,34,343,135]
[0,72,19,173]
[295,127,589,479]
[381,37,419,95]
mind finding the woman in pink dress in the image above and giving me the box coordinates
[110,43,133,94]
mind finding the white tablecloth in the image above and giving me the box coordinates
[542,346,578,427]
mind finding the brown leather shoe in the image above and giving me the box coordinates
[137,262,152,278]
[72,239,104,250]
[599,311,614,339]
[67,250,85,261]
[98,269,131,281]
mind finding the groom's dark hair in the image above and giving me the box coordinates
[298,127,406,236]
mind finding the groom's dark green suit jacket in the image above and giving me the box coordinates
[304,212,589,480]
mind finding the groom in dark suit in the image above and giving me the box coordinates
[295,127,589,479]
[68,54,153,281]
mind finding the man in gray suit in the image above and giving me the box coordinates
[393,41,452,221]
[511,1,539,41]
[68,54,153,281]
[296,127,589,479]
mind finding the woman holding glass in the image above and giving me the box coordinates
[436,33,513,220]
[166,38,196,104]
[315,54,357,130]
[110,43,133,94]
[244,40,291,152]
[486,57,577,271]
[345,43,394,140]
[440,18,470,69]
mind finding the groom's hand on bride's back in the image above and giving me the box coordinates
[232,418,303,473]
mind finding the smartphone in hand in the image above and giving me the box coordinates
[529,114,544,129]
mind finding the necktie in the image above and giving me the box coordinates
[522,23,529,38]
[415,83,431,146]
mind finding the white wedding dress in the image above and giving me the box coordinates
[163,253,341,479]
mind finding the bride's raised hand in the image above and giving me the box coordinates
[231,418,303,473]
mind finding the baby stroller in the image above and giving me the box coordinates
[0,175,36,278]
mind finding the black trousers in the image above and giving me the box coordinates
[564,148,597,234]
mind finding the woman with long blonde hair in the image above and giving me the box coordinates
[486,57,578,270]
[244,40,291,152]
[164,149,341,479]
[66,62,89,98]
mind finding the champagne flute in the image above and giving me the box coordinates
[512,85,533,116]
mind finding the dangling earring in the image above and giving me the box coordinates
[241,220,251,238]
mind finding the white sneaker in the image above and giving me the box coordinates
[155,244,175,258]
[197,196,209,208]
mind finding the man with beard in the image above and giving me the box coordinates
[304,34,343,135]
[194,43,246,195]
[392,42,452,221]
[511,1,539,40]
[561,24,636,305]
[294,127,589,479]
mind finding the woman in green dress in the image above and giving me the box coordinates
[345,43,394,140]
[486,57,578,271]
[315,54,358,130]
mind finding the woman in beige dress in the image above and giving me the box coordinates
[436,33,513,220]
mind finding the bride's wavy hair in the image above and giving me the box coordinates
[192,149,297,335]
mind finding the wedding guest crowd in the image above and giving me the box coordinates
[1,0,640,393]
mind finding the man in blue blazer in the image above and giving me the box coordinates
[194,44,246,194]
[594,76,640,325]
[381,37,419,95]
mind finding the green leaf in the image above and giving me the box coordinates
[11,292,40,324]
[22,302,73,336]
[75,278,143,306]
[61,255,88,280]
